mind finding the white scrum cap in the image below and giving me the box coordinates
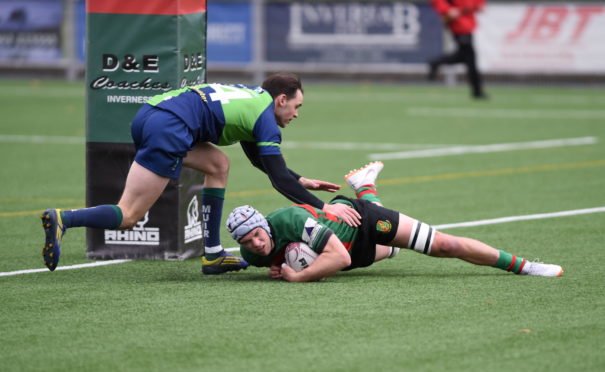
[226,205,272,242]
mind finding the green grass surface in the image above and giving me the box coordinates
[1,80,604,371]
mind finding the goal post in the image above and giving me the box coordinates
[85,0,207,260]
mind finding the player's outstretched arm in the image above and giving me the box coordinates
[259,154,326,205]
[280,235,351,282]
[298,177,341,192]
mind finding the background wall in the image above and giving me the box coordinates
[1,0,604,82]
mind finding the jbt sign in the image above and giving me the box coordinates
[506,5,604,43]
[477,4,605,73]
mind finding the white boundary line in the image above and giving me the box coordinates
[3,206,604,277]
[282,141,456,151]
[0,259,132,277]
[433,206,605,230]
[369,137,598,161]
[1,135,454,151]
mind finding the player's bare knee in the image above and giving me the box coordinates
[216,153,230,175]
[430,234,459,258]
[206,153,230,180]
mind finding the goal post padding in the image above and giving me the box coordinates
[85,0,207,260]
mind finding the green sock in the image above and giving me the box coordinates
[493,250,527,274]
[60,205,122,229]
[356,185,381,204]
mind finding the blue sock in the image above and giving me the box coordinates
[61,205,123,229]
[201,188,225,259]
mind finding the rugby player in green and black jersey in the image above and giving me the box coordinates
[40,73,361,274]
[227,162,564,282]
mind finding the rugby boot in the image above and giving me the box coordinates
[344,161,384,191]
[519,261,563,277]
[202,250,249,275]
[41,209,65,271]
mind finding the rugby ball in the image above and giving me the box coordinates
[284,242,318,272]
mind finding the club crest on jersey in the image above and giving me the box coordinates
[376,220,392,233]
[302,218,322,245]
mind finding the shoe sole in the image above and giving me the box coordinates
[41,209,62,271]
[526,266,564,277]
[202,266,248,275]
[344,161,384,189]
[201,254,249,275]
[344,161,384,182]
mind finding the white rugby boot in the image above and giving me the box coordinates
[519,261,564,277]
[344,161,384,191]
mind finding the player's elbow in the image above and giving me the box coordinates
[269,175,298,199]
[325,235,351,269]
[335,250,351,269]
[269,173,292,189]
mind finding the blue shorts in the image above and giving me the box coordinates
[131,104,195,179]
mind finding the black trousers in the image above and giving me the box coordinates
[431,33,485,97]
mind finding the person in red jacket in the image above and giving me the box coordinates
[428,0,487,99]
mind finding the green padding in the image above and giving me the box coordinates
[87,12,206,143]
[110,205,123,229]
[202,188,225,199]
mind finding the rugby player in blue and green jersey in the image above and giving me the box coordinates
[40,73,361,274]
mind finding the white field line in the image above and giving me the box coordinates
[282,141,453,151]
[0,134,84,145]
[433,206,605,230]
[2,134,596,159]
[3,206,604,277]
[407,107,605,119]
[1,135,456,152]
[369,136,598,161]
[0,259,132,277]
